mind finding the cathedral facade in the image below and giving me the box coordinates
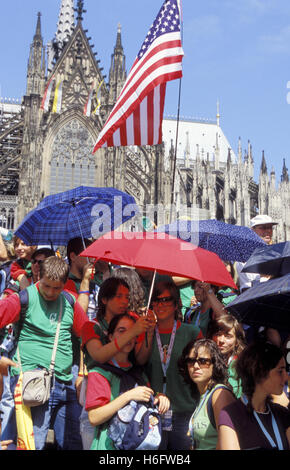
[0,0,289,242]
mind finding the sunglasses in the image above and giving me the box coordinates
[152,296,174,305]
[185,357,212,368]
[32,259,44,265]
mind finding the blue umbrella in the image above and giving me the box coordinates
[227,273,290,331]
[15,186,139,246]
[242,241,290,278]
[156,219,266,262]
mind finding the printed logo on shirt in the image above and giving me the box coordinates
[49,312,58,324]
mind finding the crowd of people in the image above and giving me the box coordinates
[0,213,289,451]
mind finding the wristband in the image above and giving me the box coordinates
[78,373,84,377]
[114,338,121,352]
[79,291,90,295]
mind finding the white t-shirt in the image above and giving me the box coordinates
[235,262,268,292]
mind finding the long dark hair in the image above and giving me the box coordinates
[178,338,230,400]
[236,340,284,402]
[97,277,130,320]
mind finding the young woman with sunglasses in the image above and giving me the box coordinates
[178,338,236,450]
[218,341,290,450]
[144,281,203,450]
[86,313,170,450]
[208,315,246,398]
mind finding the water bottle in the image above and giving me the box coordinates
[161,408,172,431]
[118,400,137,423]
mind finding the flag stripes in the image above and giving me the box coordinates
[93,0,183,152]
[40,76,54,112]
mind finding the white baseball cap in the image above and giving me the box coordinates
[250,214,278,228]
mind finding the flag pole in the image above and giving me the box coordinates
[170,78,182,209]
[170,0,183,222]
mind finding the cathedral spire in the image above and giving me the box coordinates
[109,23,126,105]
[27,12,45,95]
[35,12,42,39]
[47,0,75,73]
[281,158,289,183]
[260,150,267,174]
[56,0,75,46]
[75,0,87,22]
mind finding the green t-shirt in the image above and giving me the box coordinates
[190,384,228,450]
[89,366,126,450]
[145,322,201,413]
[11,284,76,382]
[179,283,195,318]
[228,359,243,398]
[189,307,211,337]
[217,287,237,306]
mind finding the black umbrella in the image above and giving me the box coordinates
[227,273,290,331]
[241,241,290,278]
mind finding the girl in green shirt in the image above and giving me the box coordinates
[178,338,236,450]
[207,315,246,398]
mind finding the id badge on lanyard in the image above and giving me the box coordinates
[241,395,284,450]
[155,320,177,394]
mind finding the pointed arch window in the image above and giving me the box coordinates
[49,119,96,194]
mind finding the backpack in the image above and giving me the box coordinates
[0,261,13,298]
[95,362,162,451]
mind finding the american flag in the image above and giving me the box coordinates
[93,0,183,152]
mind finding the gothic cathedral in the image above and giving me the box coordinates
[0,0,289,241]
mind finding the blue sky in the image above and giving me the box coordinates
[1,0,290,183]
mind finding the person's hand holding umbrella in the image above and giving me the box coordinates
[196,282,226,321]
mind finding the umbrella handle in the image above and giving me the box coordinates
[144,269,157,347]
[145,269,157,315]
[73,201,89,263]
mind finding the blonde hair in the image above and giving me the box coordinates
[39,256,69,284]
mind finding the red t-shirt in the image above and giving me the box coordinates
[85,360,132,411]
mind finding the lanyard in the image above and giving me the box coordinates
[241,395,284,450]
[188,389,210,440]
[227,354,235,366]
[155,320,177,393]
[194,310,201,327]
[111,358,121,369]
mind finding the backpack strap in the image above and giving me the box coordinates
[0,261,12,297]
[18,289,29,316]
[93,362,146,393]
[62,290,76,307]
[206,385,231,429]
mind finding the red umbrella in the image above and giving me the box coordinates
[80,231,237,290]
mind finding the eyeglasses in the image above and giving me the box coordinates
[254,225,273,231]
[32,259,44,265]
[185,357,212,368]
[152,296,174,305]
